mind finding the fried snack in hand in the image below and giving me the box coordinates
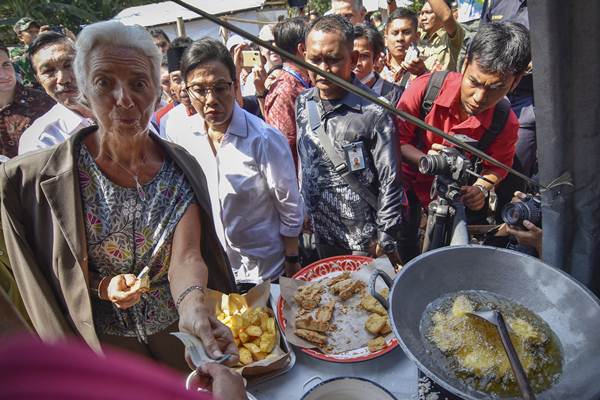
[294,283,324,310]
[360,294,387,316]
[295,328,328,345]
[365,313,387,335]
[368,336,386,352]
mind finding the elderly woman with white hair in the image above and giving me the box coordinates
[0,21,238,370]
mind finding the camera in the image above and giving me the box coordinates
[501,194,541,228]
[419,142,474,202]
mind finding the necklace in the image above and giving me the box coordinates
[105,152,147,201]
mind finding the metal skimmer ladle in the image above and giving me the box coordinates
[466,310,536,400]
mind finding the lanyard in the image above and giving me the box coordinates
[283,66,310,89]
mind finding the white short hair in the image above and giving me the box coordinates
[332,0,363,11]
[74,21,162,96]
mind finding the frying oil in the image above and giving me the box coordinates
[420,290,563,397]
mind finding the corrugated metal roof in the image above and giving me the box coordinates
[113,0,268,27]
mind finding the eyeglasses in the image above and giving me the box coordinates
[187,81,234,101]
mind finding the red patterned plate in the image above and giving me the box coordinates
[277,255,398,363]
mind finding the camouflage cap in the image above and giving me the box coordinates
[14,17,40,34]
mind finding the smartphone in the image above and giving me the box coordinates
[50,25,64,34]
[405,44,420,64]
[242,50,262,68]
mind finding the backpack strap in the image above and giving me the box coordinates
[415,71,449,150]
[477,97,511,151]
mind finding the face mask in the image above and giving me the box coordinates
[360,71,376,85]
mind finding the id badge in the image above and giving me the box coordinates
[343,141,366,172]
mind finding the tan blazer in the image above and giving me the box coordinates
[0,126,236,352]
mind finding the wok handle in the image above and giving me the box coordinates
[495,311,537,400]
[369,269,393,310]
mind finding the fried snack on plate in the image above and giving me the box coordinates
[326,271,351,287]
[295,315,330,332]
[360,293,387,316]
[380,318,392,335]
[294,283,324,310]
[365,313,387,335]
[338,280,366,301]
[368,336,386,352]
[296,328,328,345]
[316,301,335,323]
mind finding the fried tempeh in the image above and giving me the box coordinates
[295,315,330,333]
[326,271,351,287]
[294,283,324,310]
[296,328,328,345]
[316,301,335,323]
[338,280,366,301]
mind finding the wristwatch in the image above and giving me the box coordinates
[474,184,490,198]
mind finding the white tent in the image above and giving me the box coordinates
[113,0,286,41]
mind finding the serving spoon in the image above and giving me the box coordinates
[466,310,536,400]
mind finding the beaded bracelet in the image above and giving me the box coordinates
[176,285,206,309]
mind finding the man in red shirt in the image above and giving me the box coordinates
[264,17,311,169]
[397,22,530,212]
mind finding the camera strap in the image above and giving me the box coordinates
[306,98,379,209]
[415,71,449,150]
[471,97,512,173]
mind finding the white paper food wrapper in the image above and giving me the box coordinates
[204,281,290,375]
[280,258,396,354]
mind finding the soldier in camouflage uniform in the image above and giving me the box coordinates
[10,17,41,89]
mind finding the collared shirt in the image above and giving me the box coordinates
[418,25,465,72]
[155,101,177,127]
[160,103,197,140]
[397,72,519,207]
[264,62,311,168]
[167,103,303,283]
[0,83,54,158]
[296,79,406,252]
[18,103,94,155]
[368,73,404,106]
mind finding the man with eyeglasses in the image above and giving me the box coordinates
[170,37,303,285]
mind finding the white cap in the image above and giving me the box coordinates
[226,34,249,52]
[258,24,275,42]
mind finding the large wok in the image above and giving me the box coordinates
[371,245,600,400]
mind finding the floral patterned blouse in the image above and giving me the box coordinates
[78,144,195,341]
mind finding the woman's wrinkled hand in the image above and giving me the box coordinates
[106,274,143,309]
[178,300,239,366]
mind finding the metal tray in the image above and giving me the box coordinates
[246,294,296,387]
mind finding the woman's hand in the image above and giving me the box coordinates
[105,274,143,309]
[178,295,239,365]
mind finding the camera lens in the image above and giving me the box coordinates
[419,154,449,176]
[501,196,542,227]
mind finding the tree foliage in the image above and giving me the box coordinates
[308,0,330,16]
[0,0,152,46]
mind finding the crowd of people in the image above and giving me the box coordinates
[0,0,539,398]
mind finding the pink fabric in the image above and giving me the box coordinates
[0,335,208,400]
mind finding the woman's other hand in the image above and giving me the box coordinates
[105,274,143,309]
